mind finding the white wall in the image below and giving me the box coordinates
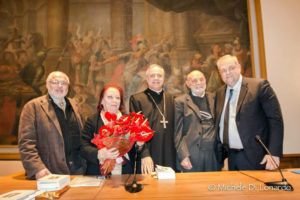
[260,0,300,154]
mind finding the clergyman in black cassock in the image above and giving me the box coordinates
[130,88,176,169]
[129,64,176,173]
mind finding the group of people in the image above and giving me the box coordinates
[18,54,283,180]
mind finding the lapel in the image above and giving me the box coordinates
[40,95,63,137]
[236,77,248,115]
[216,86,226,122]
[206,92,215,119]
[69,98,83,129]
[186,94,203,121]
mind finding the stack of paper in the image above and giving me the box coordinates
[155,165,176,179]
[0,190,36,200]
[70,176,105,187]
[37,174,70,191]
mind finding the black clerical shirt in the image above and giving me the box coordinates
[190,92,210,115]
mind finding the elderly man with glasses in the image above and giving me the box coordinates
[18,71,85,179]
[215,55,283,171]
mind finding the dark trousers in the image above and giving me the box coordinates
[228,149,256,171]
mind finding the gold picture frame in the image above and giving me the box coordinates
[0,0,266,160]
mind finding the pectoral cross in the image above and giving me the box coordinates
[160,116,168,129]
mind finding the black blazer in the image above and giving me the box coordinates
[215,77,283,169]
[80,112,135,175]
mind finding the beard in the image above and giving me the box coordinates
[48,88,68,100]
[191,86,206,96]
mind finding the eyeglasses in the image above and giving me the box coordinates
[189,78,205,85]
[219,65,237,74]
[49,80,68,86]
[149,73,163,78]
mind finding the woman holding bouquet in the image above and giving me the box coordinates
[81,85,135,175]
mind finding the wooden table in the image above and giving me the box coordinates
[0,169,299,199]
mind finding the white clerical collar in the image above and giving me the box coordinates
[191,91,205,98]
[149,88,163,95]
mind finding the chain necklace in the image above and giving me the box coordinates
[147,92,168,129]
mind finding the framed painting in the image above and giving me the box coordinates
[0,0,265,159]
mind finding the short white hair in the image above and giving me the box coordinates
[145,64,165,77]
[46,71,70,84]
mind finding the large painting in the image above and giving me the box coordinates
[0,0,252,146]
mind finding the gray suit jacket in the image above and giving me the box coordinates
[174,92,219,171]
[18,95,84,179]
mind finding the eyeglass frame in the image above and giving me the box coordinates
[48,80,69,86]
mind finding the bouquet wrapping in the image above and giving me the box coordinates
[91,112,153,176]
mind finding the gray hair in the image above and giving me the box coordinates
[46,71,70,84]
[186,70,205,81]
[216,55,240,69]
[145,64,165,77]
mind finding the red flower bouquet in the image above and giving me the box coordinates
[91,112,154,176]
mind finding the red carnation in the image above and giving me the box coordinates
[105,112,117,121]
[99,126,113,138]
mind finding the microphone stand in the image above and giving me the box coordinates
[125,143,143,193]
[255,135,293,191]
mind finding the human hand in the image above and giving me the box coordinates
[98,148,119,164]
[35,168,51,180]
[136,141,144,146]
[260,155,280,170]
[135,141,144,152]
[181,157,193,170]
[141,156,154,174]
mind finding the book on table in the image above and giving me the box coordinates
[0,190,36,200]
[155,165,176,180]
[37,174,70,191]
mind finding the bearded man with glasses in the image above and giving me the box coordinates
[18,71,85,179]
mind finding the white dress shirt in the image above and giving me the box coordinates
[219,75,244,149]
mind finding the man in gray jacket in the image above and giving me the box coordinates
[18,71,84,179]
[174,70,220,172]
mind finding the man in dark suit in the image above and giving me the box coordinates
[215,55,283,170]
[18,71,84,179]
[174,70,220,172]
